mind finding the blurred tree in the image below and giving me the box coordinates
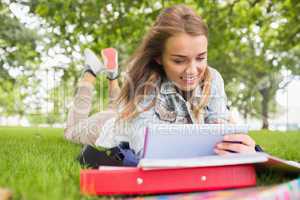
[199,0,300,129]
[0,1,40,120]
[22,0,165,119]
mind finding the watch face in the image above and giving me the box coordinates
[255,145,263,152]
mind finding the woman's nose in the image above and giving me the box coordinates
[185,60,199,74]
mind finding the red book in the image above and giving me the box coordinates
[80,164,256,195]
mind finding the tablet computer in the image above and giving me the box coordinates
[142,124,249,159]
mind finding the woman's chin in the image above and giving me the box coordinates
[175,83,198,92]
[181,79,200,90]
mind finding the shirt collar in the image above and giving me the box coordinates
[160,78,177,95]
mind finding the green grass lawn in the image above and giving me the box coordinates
[0,126,299,200]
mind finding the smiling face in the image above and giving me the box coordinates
[159,33,208,93]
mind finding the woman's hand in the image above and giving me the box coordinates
[214,134,256,155]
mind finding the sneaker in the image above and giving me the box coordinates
[84,48,105,76]
[101,48,119,80]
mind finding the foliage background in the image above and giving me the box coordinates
[1,1,300,199]
[0,1,300,126]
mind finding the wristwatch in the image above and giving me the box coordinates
[255,144,264,152]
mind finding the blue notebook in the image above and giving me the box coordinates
[142,124,249,159]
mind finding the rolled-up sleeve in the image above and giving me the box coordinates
[205,69,231,123]
[95,94,157,154]
[95,108,156,155]
[95,117,130,148]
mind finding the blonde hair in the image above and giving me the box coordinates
[115,4,212,122]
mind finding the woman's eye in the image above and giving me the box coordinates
[173,60,184,64]
[197,57,205,62]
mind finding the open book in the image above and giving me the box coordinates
[143,124,249,159]
[141,124,300,174]
[139,152,300,174]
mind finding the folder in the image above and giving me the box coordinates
[80,164,256,195]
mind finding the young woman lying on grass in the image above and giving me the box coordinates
[65,4,262,167]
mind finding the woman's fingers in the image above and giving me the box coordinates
[215,142,252,153]
[214,148,233,155]
[223,134,256,147]
[214,134,256,153]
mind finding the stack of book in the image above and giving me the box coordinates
[80,124,300,195]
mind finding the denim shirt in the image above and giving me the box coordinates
[95,67,231,156]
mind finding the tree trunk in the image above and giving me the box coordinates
[243,107,248,123]
[259,88,270,129]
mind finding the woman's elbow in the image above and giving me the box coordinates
[63,127,97,145]
[64,127,78,143]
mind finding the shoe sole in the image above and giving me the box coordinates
[84,48,104,73]
[101,48,118,71]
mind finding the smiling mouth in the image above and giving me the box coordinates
[180,76,198,81]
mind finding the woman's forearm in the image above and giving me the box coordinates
[64,72,97,144]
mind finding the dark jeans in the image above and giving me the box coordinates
[77,142,139,169]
